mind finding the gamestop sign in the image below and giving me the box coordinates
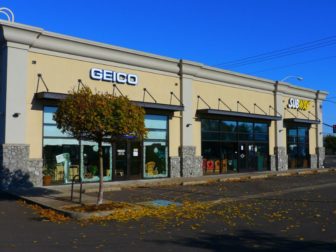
[287,98,311,111]
[90,68,138,85]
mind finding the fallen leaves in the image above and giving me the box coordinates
[18,200,70,223]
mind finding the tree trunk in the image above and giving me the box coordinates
[97,141,104,205]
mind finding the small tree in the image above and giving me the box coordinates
[324,135,336,155]
[54,87,146,204]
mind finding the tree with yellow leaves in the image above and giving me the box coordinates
[54,87,146,204]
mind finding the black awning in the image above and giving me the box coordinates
[34,92,67,101]
[132,101,184,111]
[34,92,184,112]
[284,118,320,124]
[197,109,282,121]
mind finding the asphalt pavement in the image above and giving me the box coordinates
[0,172,335,251]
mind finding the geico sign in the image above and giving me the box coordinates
[287,98,311,111]
[90,68,138,85]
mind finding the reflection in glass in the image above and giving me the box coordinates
[287,126,309,169]
[144,142,167,178]
[144,115,168,178]
[201,119,269,174]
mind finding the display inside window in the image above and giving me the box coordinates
[287,126,309,169]
[42,106,112,184]
[143,115,168,178]
[201,119,269,174]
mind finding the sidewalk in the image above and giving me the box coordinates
[7,167,336,220]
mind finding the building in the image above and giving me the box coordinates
[0,21,328,187]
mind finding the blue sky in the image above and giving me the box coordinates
[1,0,336,134]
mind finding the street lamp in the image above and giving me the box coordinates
[280,76,304,82]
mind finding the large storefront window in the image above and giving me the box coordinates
[287,125,310,169]
[144,115,168,178]
[43,107,169,184]
[43,107,111,184]
[201,119,269,174]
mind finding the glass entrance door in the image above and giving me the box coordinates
[238,143,248,172]
[113,140,142,180]
[129,141,142,179]
[287,126,310,169]
[114,141,128,180]
[238,143,267,172]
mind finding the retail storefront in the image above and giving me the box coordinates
[0,21,328,187]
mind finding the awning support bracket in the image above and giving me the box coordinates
[143,88,157,103]
[197,95,211,110]
[112,84,125,97]
[237,101,250,113]
[170,92,183,106]
[77,79,87,91]
[35,73,49,93]
[296,109,309,119]
[284,107,297,118]
[254,103,267,115]
[308,111,319,121]
[218,98,232,111]
[269,105,282,117]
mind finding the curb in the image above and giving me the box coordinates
[9,167,336,221]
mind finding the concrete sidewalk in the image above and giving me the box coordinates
[6,167,336,220]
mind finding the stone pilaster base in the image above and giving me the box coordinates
[180,146,203,177]
[274,147,288,171]
[270,155,276,171]
[310,154,317,169]
[0,144,42,190]
[170,156,181,178]
[316,147,325,168]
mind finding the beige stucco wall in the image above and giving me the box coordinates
[23,52,320,160]
[26,52,180,158]
[309,127,317,155]
[169,113,181,156]
[283,96,316,120]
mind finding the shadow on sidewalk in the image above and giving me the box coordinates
[148,229,335,251]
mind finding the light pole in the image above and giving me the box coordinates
[0,7,15,22]
[280,76,304,82]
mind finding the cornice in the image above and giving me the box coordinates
[276,81,328,100]
[0,21,328,99]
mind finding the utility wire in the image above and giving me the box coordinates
[250,55,336,74]
[212,36,336,68]
[324,100,336,104]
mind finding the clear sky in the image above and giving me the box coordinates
[1,0,335,134]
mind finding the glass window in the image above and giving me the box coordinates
[144,142,167,178]
[221,132,236,141]
[43,106,57,124]
[147,130,167,140]
[220,121,237,132]
[201,119,269,174]
[82,141,112,181]
[237,122,253,133]
[43,125,71,138]
[254,123,268,134]
[43,106,113,184]
[145,115,167,129]
[254,133,268,141]
[144,114,168,178]
[202,131,220,141]
[201,119,219,131]
[287,125,309,169]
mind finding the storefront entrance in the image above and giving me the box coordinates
[201,119,269,174]
[113,140,142,180]
[42,107,170,185]
[287,125,310,169]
